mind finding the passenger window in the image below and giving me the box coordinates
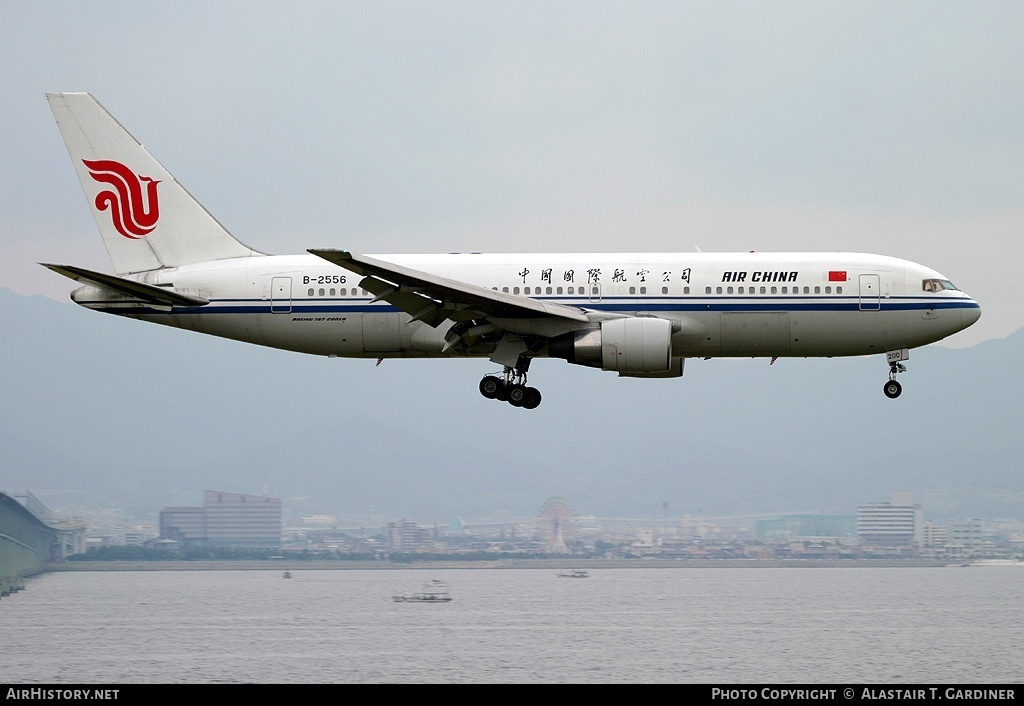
[814,286,820,294]
[318,288,325,296]
[662,287,669,294]
[640,286,646,294]
[716,287,723,294]
[771,286,777,294]
[340,288,347,296]
[683,287,690,294]
[307,288,314,296]
[514,287,520,294]
[502,287,509,293]
[706,287,713,294]
[825,286,832,294]
[727,286,734,294]
[837,286,843,294]
[760,286,767,294]
[546,287,553,294]
[629,286,636,295]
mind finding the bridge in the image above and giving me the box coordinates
[0,491,87,595]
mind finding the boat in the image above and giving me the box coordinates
[283,571,292,579]
[392,580,452,603]
[968,559,1024,567]
[557,570,589,578]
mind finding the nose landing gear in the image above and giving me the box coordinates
[883,360,906,399]
[479,365,542,409]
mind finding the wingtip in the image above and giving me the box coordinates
[307,248,352,259]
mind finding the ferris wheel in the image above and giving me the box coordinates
[538,497,574,553]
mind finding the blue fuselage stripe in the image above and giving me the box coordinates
[83,296,981,317]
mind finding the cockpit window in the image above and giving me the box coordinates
[922,278,958,292]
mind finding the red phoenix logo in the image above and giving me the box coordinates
[82,159,161,239]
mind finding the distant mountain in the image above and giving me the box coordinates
[1,287,1020,525]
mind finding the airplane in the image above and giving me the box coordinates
[42,93,981,409]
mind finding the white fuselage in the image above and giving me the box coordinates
[72,251,981,362]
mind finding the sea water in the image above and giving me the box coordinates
[0,566,1019,684]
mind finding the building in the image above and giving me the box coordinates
[756,514,857,542]
[159,491,282,548]
[921,521,949,549]
[159,507,206,545]
[387,517,428,552]
[857,494,922,547]
[949,519,984,554]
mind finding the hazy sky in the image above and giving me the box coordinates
[3,3,1024,524]
[2,2,1021,347]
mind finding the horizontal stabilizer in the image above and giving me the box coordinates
[40,263,209,307]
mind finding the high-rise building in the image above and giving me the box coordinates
[159,507,206,545]
[857,494,922,547]
[950,519,984,553]
[204,491,282,547]
[387,517,425,552]
[159,491,282,548]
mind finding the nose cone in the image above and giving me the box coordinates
[962,299,978,327]
[962,297,982,329]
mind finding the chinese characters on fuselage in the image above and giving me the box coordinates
[515,266,693,286]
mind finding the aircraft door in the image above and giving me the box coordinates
[271,277,292,314]
[859,274,880,311]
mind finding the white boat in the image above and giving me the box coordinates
[557,570,589,578]
[969,559,1024,567]
[392,580,452,603]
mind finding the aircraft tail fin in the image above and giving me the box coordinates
[46,93,258,275]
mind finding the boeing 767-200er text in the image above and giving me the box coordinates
[42,93,981,409]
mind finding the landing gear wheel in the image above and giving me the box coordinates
[480,360,541,408]
[883,379,902,399]
[479,376,501,399]
[507,384,527,407]
[522,387,542,409]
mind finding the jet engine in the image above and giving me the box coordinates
[548,317,673,373]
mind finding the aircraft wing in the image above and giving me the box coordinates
[41,263,210,308]
[308,249,590,326]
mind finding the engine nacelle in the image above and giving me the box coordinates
[549,317,673,373]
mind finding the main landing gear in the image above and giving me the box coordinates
[479,366,542,409]
[884,360,907,399]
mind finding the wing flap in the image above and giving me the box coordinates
[360,276,451,328]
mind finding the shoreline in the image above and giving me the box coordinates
[42,558,956,572]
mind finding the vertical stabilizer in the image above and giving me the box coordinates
[47,93,258,274]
